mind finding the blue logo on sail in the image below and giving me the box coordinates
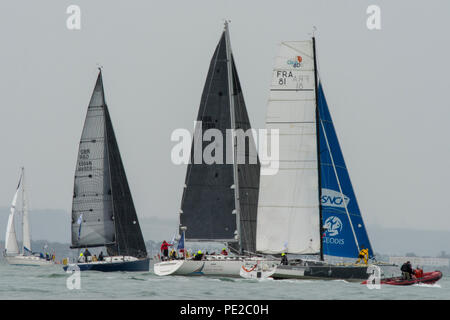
[323,216,343,237]
[321,188,349,208]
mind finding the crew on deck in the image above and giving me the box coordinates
[83,248,92,262]
[221,248,228,256]
[160,240,172,261]
[193,250,204,261]
[281,253,288,265]
[355,246,369,265]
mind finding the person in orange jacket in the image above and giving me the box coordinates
[414,266,424,279]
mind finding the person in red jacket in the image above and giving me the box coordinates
[160,240,172,261]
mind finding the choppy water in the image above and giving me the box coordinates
[0,261,448,300]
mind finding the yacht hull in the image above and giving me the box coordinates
[272,263,399,282]
[5,255,54,266]
[63,257,150,272]
[154,256,278,278]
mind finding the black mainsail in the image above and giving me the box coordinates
[179,23,260,254]
[71,70,147,258]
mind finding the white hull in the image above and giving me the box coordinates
[240,259,278,279]
[5,255,54,266]
[154,255,278,278]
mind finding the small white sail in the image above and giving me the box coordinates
[5,178,21,255]
[21,168,32,253]
[256,41,321,254]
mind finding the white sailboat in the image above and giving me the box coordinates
[4,167,53,266]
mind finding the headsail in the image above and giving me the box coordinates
[256,41,321,255]
[104,104,147,258]
[5,174,21,255]
[317,82,373,258]
[179,25,259,253]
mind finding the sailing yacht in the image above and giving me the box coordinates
[62,69,149,272]
[154,22,277,277]
[242,37,396,281]
[4,167,53,266]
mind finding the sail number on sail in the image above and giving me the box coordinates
[78,149,92,171]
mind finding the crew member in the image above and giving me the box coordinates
[281,252,288,265]
[414,266,424,279]
[355,246,369,265]
[160,240,172,261]
[401,261,414,280]
[83,248,92,262]
[221,248,228,256]
[193,250,204,261]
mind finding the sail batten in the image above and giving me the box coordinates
[256,40,321,255]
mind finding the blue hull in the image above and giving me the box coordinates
[63,258,150,272]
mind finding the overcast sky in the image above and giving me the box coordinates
[0,0,449,236]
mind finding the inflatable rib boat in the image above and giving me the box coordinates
[362,271,442,286]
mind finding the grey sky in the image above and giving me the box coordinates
[0,0,449,238]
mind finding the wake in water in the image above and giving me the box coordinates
[413,283,442,288]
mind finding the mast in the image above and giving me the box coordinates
[224,20,242,254]
[312,36,324,261]
[21,167,32,254]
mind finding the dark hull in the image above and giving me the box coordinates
[63,258,150,272]
[272,264,371,282]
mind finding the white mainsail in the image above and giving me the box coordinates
[21,168,32,253]
[5,176,21,255]
[256,41,321,254]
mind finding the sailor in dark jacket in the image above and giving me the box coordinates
[401,261,414,280]
[281,253,288,265]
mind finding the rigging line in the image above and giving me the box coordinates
[319,119,360,253]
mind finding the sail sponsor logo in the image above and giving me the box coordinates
[321,188,350,208]
[323,236,344,245]
[287,56,302,68]
[323,216,343,237]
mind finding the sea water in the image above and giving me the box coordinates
[0,261,447,300]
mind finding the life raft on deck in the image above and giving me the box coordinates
[361,271,442,286]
